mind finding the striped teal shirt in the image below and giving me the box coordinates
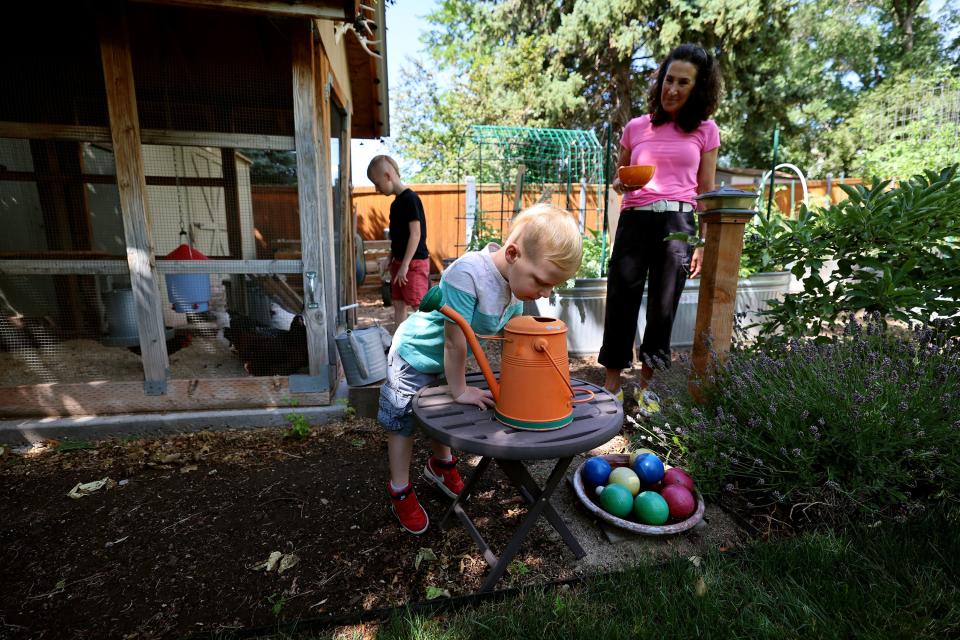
[395,244,523,374]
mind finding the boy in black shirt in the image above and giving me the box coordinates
[367,155,430,327]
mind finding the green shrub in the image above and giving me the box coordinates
[559,228,609,289]
[652,317,960,523]
[738,198,790,278]
[758,165,960,339]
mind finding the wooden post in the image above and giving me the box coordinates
[688,210,754,401]
[316,40,342,385]
[98,1,170,393]
[341,110,357,326]
[291,20,334,387]
[220,148,243,259]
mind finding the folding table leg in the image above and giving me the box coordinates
[439,455,491,530]
[479,457,572,592]
[497,458,586,559]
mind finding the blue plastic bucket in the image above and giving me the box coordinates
[165,273,211,313]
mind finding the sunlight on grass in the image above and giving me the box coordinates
[363,514,959,640]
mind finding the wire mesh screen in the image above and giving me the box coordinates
[0,4,337,403]
[857,81,960,176]
[455,125,608,253]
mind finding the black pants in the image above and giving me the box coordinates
[598,209,695,371]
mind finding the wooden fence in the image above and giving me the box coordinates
[251,178,862,274]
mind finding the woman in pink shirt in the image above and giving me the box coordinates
[599,44,722,407]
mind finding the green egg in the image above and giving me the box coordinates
[598,483,634,518]
[633,490,670,525]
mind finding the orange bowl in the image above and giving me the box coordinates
[618,164,656,188]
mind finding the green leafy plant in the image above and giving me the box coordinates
[425,585,451,600]
[268,592,286,617]
[738,196,791,278]
[758,165,960,339]
[285,412,311,439]
[560,229,610,289]
[466,211,502,252]
[55,439,94,452]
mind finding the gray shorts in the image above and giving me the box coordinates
[377,348,440,437]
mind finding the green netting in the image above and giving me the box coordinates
[456,125,608,254]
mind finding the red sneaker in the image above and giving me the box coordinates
[424,456,464,499]
[388,483,429,535]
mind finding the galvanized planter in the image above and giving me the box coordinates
[637,270,793,348]
[525,278,608,356]
[526,272,792,356]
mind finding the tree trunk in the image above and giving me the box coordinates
[892,0,922,52]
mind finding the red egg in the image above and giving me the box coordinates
[662,467,695,492]
[661,484,696,520]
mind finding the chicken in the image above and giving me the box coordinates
[128,330,193,357]
[222,313,308,377]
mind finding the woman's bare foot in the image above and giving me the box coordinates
[603,367,622,394]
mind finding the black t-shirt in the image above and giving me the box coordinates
[389,188,429,260]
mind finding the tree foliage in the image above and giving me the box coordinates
[391,0,959,181]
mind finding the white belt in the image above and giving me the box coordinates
[628,200,695,213]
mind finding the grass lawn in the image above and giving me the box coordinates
[302,512,959,639]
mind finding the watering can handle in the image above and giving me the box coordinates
[347,330,369,380]
[535,341,595,405]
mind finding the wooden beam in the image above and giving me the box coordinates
[129,0,354,21]
[221,148,244,258]
[0,377,330,418]
[0,121,295,151]
[0,169,227,188]
[0,259,302,275]
[341,110,357,326]
[98,1,170,391]
[291,20,334,384]
[689,211,755,401]
[317,40,343,385]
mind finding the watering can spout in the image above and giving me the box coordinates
[419,286,500,402]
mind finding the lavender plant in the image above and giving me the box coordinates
[652,316,960,523]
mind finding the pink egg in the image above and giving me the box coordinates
[661,484,696,520]
[662,467,695,493]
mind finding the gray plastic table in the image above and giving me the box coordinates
[412,372,622,592]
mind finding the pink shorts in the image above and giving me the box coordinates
[390,258,431,306]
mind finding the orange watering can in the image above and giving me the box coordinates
[419,286,594,430]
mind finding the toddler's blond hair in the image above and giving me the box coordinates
[506,203,583,278]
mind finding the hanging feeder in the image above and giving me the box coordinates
[164,231,211,313]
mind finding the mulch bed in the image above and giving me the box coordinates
[0,415,610,639]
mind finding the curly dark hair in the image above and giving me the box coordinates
[647,43,723,133]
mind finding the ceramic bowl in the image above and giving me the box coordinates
[617,165,656,188]
[572,453,705,535]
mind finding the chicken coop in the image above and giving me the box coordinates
[454,125,608,254]
[0,0,388,422]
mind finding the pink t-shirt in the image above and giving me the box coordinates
[619,114,720,209]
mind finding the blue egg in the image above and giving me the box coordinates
[632,453,665,484]
[582,456,612,486]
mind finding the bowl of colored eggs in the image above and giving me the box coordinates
[572,450,705,535]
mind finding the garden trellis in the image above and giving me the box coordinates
[854,79,960,177]
[455,125,607,253]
